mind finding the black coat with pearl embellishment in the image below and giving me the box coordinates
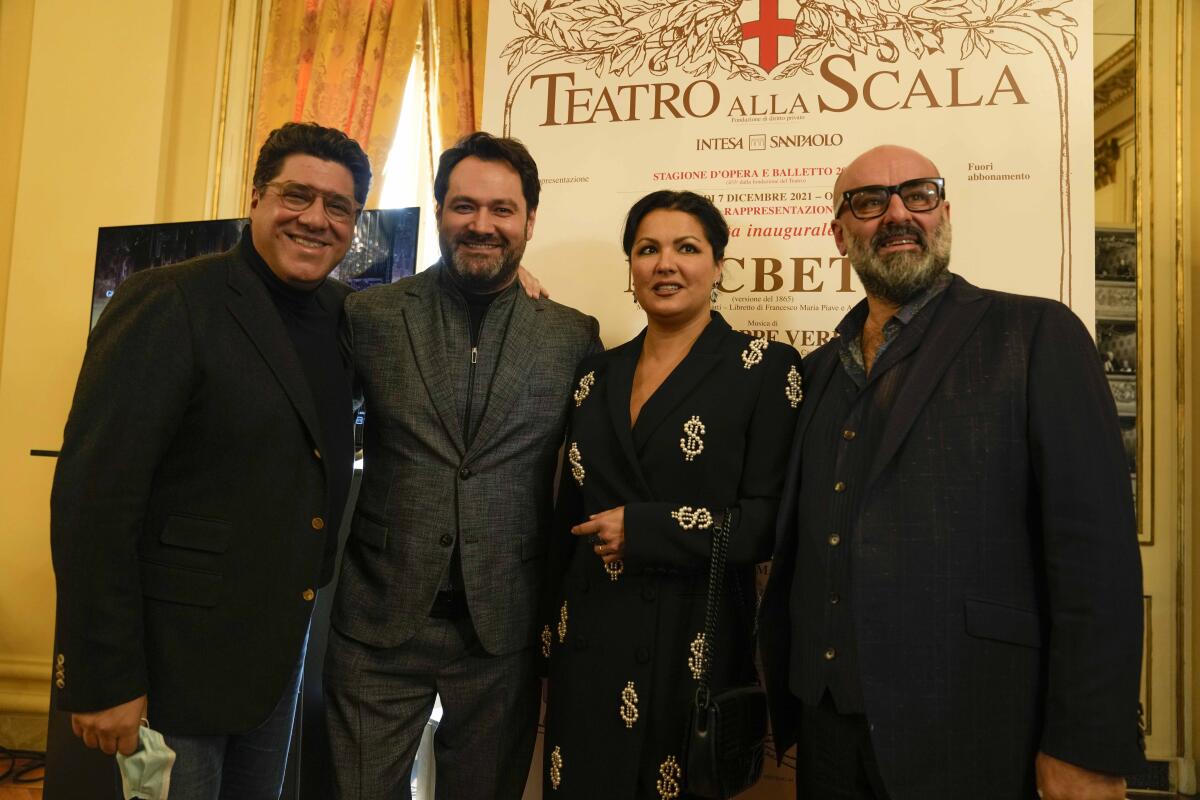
[541,312,802,799]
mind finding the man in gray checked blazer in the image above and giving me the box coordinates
[324,132,601,799]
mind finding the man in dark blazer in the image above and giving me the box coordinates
[758,144,1144,800]
[51,123,370,798]
[323,132,601,799]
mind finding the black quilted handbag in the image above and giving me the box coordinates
[684,512,767,798]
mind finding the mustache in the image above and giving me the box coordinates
[871,223,927,250]
[455,232,506,247]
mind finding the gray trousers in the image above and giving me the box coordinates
[323,615,539,800]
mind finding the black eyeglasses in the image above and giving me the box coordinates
[261,181,362,223]
[836,177,945,220]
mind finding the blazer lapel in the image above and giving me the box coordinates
[630,315,727,450]
[225,256,326,459]
[864,276,992,492]
[791,349,838,480]
[773,346,838,559]
[467,290,542,456]
[402,275,466,456]
[605,336,654,499]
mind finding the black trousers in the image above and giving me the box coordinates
[795,692,891,800]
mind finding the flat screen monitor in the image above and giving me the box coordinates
[90,208,419,327]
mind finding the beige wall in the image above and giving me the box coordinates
[0,0,36,381]
[0,0,221,749]
[0,0,38,753]
[159,0,225,224]
[1190,4,1200,779]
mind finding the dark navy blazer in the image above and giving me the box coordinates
[758,275,1144,798]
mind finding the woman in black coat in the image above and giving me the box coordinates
[541,191,802,798]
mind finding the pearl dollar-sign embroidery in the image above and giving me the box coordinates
[741,334,769,369]
[540,625,552,658]
[557,601,568,643]
[679,416,705,461]
[620,681,639,728]
[550,746,563,789]
[572,371,595,407]
[688,633,707,680]
[785,364,803,408]
[670,506,713,530]
[657,756,681,800]
[605,560,624,581]
[568,442,585,486]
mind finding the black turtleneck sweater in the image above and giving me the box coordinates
[241,231,354,566]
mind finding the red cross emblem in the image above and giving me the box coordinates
[741,0,797,73]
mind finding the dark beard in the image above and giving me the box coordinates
[439,232,524,293]
[845,219,952,305]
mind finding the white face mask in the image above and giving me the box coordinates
[115,723,176,800]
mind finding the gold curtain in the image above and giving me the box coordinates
[253,0,424,207]
[253,0,489,207]
[428,0,489,150]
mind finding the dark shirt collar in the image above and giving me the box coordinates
[433,260,520,306]
[240,227,325,310]
[836,270,953,384]
[891,270,952,326]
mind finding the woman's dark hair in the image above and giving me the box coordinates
[434,132,541,211]
[621,190,729,261]
[253,122,372,204]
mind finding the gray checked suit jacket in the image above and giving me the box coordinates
[331,266,601,655]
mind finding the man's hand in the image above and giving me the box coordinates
[71,694,147,756]
[517,265,549,299]
[1036,751,1126,800]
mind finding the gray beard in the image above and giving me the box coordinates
[846,219,952,305]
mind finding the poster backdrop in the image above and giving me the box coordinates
[483,1,1093,796]
[483,0,1094,354]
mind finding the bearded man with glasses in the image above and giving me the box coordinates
[758,145,1144,800]
[51,122,369,799]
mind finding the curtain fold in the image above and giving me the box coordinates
[252,0,489,208]
[429,0,489,150]
[253,0,423,207]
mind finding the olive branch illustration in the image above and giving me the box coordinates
[500,0,1081,301]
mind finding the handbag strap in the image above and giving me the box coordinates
[695,509,731,711]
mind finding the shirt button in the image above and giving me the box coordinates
[302,589,315,602]
[439,533,454,547]
[824,647,837,661]
[829,592,840,605]
[459,466,472,480]
[311,517,325,531]
[842,429,856,441]
[833,481,846,493]
[313,448,322,460]
[828,533,841,546]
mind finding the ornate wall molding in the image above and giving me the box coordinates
[1096,137,1123,188]
[1095,39,1137,111]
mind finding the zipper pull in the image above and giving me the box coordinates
[471,347,478,365]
